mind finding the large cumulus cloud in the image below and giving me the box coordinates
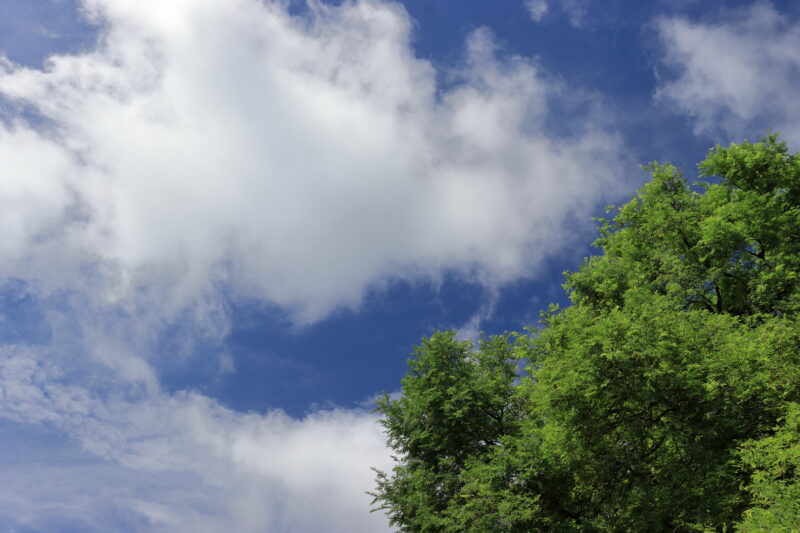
[0,0,624,324]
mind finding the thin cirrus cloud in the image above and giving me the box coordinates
[655,2,800,145]
[0,0,627,531]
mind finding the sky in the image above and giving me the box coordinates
[0,0,799,531]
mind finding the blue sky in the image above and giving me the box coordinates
[0,0,799,531]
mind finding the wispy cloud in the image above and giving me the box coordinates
[655,2,800,144]
[523,0,589,27]
[561,0,591,27]
[0,345,392,532]
[525,0,550,22]
[454,288,499,344]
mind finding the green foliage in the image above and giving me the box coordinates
[568,134,800,317]
[737,403,800,533]
[524,293,800,531]
[373,135,800,531]
[372,331,525,532]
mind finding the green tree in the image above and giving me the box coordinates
[373,135,800,531]
[737,403,800,533]
[372,331,525,532]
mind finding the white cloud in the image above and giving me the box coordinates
[656,2,800,145]
[525,0,549,22]
[0,345,392,533]
[0,0,624,325]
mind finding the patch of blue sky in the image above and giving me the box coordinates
[0,279,52,346]
[0,0,96,68]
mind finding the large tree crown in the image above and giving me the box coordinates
[372,135,800,532]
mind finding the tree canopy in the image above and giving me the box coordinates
[372,135,800,532]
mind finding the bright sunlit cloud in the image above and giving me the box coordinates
[0,0,624,325]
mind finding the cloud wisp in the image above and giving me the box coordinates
[656,2,800,145]
[524,0,590,27]
[0,345,392,532]
[525,0,550,22]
